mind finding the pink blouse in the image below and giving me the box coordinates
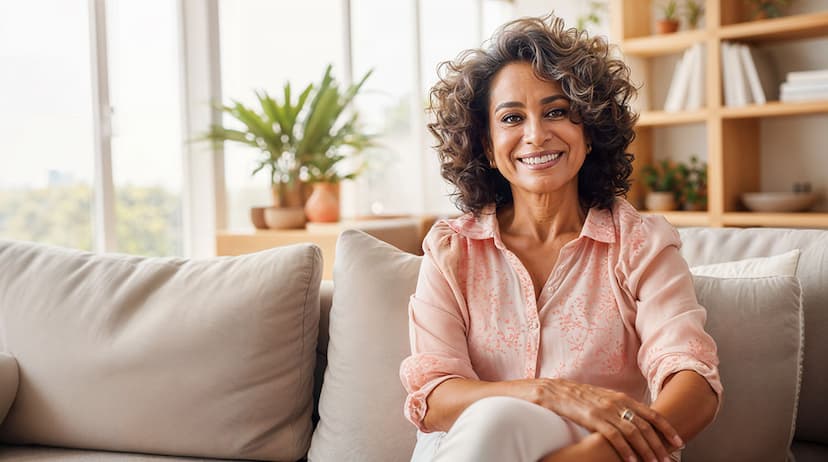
[399,199,722,432]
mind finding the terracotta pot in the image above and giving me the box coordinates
[645,191,677,211]
[304,183,340,223]
[656,20,680,34]
[250,206,268,230]
[263,206,306,229]
[271,181,309,208]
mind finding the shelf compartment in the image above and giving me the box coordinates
[642,211,711,227]
[720,100,828,119]
[621,30,707,57]
[722,212,828,228]
[719,11,828,44]
[637,110,709,127]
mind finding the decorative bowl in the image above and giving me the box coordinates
[263,206,307,229]
[741,192,818,213]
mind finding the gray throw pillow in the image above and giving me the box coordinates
[0,239,322,461]
[683,275,802,462]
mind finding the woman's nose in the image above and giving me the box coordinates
[523,116,548,146]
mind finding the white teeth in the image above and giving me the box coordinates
[520,152,562,165]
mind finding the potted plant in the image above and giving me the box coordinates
[745,0,792,20]
[657,0,681,34]
[678,155,708,210]
[208,65,373,228]
[641,159,682,211]
[685,0,704,29]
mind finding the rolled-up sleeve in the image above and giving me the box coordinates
[399,228,478,432]
[622,216,723,409]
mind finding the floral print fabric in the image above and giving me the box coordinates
[400,199,722,432]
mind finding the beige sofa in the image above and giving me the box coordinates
[0,226,826,461]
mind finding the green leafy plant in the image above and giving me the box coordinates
[685,0,704,28]
[207,65,374,205]
[659,0,680,21]
[641,159,682,194]
[745,0,792,19]
[678,155,708,209]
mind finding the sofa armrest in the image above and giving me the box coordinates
[0,353,19,425]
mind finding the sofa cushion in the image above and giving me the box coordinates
[690,249,799,278]
[0,445,234,461]
[0,240,322,461]
[0,353,18,425]
[683,275,802,462]
[679,227,828,444]
[308,230,420,462]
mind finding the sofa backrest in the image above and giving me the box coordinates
[678,227,828,446]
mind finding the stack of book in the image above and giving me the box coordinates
[780,69,828,102]
[664,43,704,112]
[720,41,770,107]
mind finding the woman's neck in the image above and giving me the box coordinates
[499,189,586,244]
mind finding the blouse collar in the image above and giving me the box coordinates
[447,201,617,248]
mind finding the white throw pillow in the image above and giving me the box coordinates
[309,230,421,462]
[690,249,800,278]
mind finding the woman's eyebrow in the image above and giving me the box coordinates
[493,94,569,113]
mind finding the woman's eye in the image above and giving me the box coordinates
[502,114,523,124]
[546,108,567,119]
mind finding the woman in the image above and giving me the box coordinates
[399,15,722,462]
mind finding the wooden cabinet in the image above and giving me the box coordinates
[216,216,436,279]
[610,0,828,227]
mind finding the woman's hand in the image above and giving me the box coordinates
[513,378,682,462]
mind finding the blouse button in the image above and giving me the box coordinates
[529,319,539,330]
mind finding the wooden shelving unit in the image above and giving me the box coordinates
[610,0,828,229]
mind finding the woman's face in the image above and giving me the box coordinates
[487,61,588,202]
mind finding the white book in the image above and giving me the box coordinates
[780,90,828,102]
[786,69,828,83]
[664,47,693,112]
[781,81,828,94]
[685,44,704,110]
[731,44,751,106]
[738,44,766,105]
[721,42,738,107]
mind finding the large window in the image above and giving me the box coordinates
[1,0,516,254]
[0,0,185,256]
[349,0,419,217]
[106,0,184,256]
[0,0,96,249]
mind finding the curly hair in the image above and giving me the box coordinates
[428,14,638,215]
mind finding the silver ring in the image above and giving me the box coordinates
[620,408,635,423]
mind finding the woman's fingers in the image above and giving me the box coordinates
[594,420,638,462]
[619,410,671,462]
[632,404,684,449]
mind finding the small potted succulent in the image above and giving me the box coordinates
[641,159,682,211]
[657,0,681,34]
[678,155,708,210]
[745,0,792,20]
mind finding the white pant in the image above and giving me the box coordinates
[410,396,591,462]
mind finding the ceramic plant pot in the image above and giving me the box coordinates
[304,183,340,223]
[263,206,306,229]
[657,19,680,34]
[645,191,678,211]
[250,206,268,230]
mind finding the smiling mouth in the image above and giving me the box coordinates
[518,151,563,165]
